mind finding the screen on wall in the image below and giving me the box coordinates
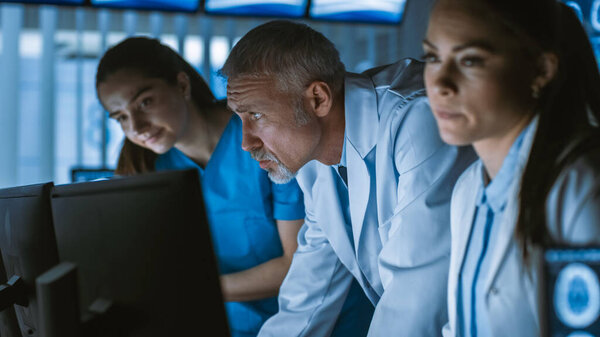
[309,0,407,24]
[204,0,308,18]
[562,0,600,68]
[90,0,200,12]
[1,0,84,4]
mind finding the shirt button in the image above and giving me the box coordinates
[490,287,500,295]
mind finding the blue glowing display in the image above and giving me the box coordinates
[309,0,407,24]
[204,0,308,18]
[90,0,199,12]
[561,0,600,68]
[2,0,84,4]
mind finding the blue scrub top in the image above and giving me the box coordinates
[155,114,305,337]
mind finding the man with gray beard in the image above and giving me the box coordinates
[222,20,476,336]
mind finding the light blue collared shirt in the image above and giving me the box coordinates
[458,121,535,337]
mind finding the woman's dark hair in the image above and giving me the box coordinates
[464,0,600,258]
[96,36,217,175]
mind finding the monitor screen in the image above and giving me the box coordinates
[204,0,308,18]
[543,247,600,336]
[51,169,230,336]
[90,0,200,12]
[309,0,407,24]
[70,168,114,183]
[562,0,600,68]
[0,0,84,4]
[0,183,60,337]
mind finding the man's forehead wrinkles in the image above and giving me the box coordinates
[228,76,274,89]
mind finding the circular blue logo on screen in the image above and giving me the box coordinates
[554,263,600,328]
[569,276,590,314]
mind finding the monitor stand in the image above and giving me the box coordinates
[35,262,80,337]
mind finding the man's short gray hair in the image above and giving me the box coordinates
[220,20,346,124]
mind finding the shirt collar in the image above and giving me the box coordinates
[477,118,536,212]
[336,130,348,167]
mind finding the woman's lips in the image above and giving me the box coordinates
[434,107,462,119]
[145,129,164,145]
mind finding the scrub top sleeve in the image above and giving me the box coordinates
[270,178,305,220]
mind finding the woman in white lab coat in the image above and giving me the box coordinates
[422,0,600,336]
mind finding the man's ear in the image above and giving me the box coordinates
[305,81,333,118]
[531,52,559,94]
[177,71,192,100]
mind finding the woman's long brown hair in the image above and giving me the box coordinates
[96,37,217,175]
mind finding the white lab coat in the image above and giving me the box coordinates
[258,59,476,337]
[443,119,600,337]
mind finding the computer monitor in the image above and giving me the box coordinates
[0,0,84,5]
[204,0,309,18]
[50,169,229,336]
[309,0,407,24]
[70,167,114,183]
[542,247,600,337]
[90,0,200,12]
[0,182,60,337]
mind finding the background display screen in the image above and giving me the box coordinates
[1,0,84,4]
[309,0,407,24]
[204,0,308,18]
[90,0,200,12]
[544,248,600,336]
[562,0,600,68]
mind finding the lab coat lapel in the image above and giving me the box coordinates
[347,146,370,253]
[344,73,379,252]
[313,165,359,274]
[447,165,481,334]
[454,167,480,285]
[483,117,538,294]
[482,181,519,294]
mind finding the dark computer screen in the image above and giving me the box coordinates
[309,0,407,24]
[51,169,229,336]
[204,0,308,18]
[90,0,200,12]
[0,183,60,337]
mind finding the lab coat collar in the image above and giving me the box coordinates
[455,161,484,282]
[344,72,379,158]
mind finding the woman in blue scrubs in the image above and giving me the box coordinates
[423,1,600,336]
[94,37,304,337]
[95,37,375,337]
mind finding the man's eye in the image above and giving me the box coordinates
[250,112,263,121]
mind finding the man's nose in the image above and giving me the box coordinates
[241,121,262,152]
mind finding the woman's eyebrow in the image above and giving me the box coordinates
[422,38,497,53]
